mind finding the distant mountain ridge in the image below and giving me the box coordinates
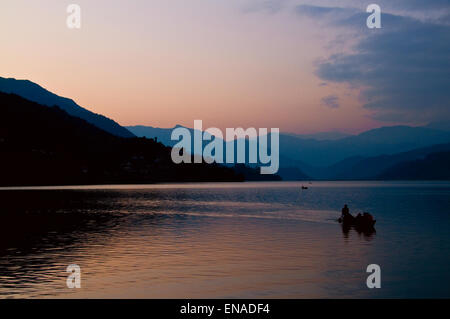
[4,77,448,180]
[425,121,450,131]
[284,131,352,141]
[328,143,450,180]
[0,77,135,138]
[127,125,190,147]
[128,125,297,178]
[128,124,450,180]
[277,126,450,167]
[378,151,450,180]
[130,124,450,166]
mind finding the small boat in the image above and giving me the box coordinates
[338,212,376,228]
[301,185,308,190]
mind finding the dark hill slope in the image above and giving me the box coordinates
[377,151,450,180]
[0,92,242,186]
[0,77,134,138]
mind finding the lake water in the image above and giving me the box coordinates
[0,181,449,298]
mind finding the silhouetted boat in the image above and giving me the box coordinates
[338,213,376,229]
[301,185,308,190]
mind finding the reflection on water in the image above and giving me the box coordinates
[0,181,449,298]
[341,223,376,240]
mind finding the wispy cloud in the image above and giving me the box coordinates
[390,0,450,11]
[296,3,450,123]
[321,94,340,109]
[241,0,288,14]
[295,4,356,18]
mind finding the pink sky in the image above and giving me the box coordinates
[0,0,385,134]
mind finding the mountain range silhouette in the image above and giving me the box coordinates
[127,124,450,180]
[0,77,135,138]
[0,92,250,186]
[2,77,450,182]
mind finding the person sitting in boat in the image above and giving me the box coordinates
[341,204,350,218]
[340,204,354,223]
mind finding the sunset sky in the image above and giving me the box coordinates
[1,0,449,134]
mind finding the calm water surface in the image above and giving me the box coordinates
[0,181,449,298]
